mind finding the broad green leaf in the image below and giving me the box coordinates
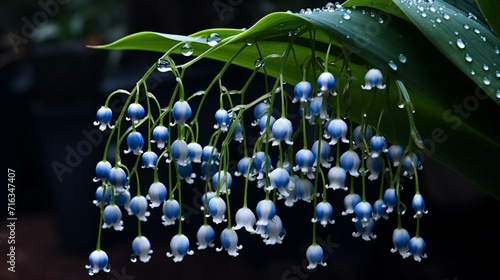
[89,5,500,200]
[475,0,500,37]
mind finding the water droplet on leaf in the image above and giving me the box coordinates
[207,33,221,46]
[456,38,465,49]
[254,58,264,69]
[181,43,193,56]
[157,58,171,73]
[398,54,407,63]
[388,60,398,70]
[465,53,472,62]
[483,77,491,85]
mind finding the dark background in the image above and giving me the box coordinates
[2,1,500,280]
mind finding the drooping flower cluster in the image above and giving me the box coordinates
[86,5,429,275]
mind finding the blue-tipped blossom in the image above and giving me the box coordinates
[406,236,427,262]
[94,160,112,182]
[352,218,377,241]
[311,140,333,168]
[369,135,388,158]
[167,234,194,262]
[269,167,290,193]
[187,142,203,163]
[317,71,336,95]
[201,145,219,165]
[85,250,110,275]
[412,193,428,218]
[326,166,347,191]
[94,106,114,131]
[390,228,410,258]
[294,149,316,179]
[108,167,128,193]
[171,100,192,126]
[212,171,232,194]
[326,119,349,145]
[132,236,152,263]
[231,121,244,142]
[151,125,169,149]
[366,156,384,181]
[256,199,276,226]
[196,224,215,250]
[308,96,330,121]
[147,182,167,208]
[387,144,405,167]
[263,215,285,245]
[126,103,145,124]
[234,207,256,233]
[258,114,275,135]
[372,199,389,221]
[234,157,253,178]
[293,81,313,103]
[216,227,242,257]
[170,139,189,166]
[306,244,327,270]
[252,102,270,125]
[361,68,386,90]
[403,153,423,178]
[284,175,299,207]
[124,132,144,155]
[103,204,124,231]
[352,201,373,228]
[93,185,111,206]
[252,151,273,187]
[294,178,315,202]
[312,201,335,227]
[128,195,150,221]
[353,125,373,149]
[141,151,158,168]
[214,109,231,132]
[208,196,227,224]
[178,163,196,184]
[271,117,294,146]
[114,189,131,211]
[383,188,398,213]
[162,199,181,226]
[342,193,361,216]
[200,191,216,211]
[340,150,361,177]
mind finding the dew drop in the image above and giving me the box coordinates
[363,113,367,118]
[378,17,385,24]
[496,90,500,99]
[496,46,500,55]
[465,53,472,62]
[483,64,489,71]
[474,28,481,34]
[397,202,407,215]
[463,23,469,30]
[254,58,264,69]
[430,7,436,13]
[130,254,138,263]
[496,71,500,78]
[388,60,398,70]
[246,41,253,46]
[398,103,405,109]
[343,13,351,20]
[483,77,491,85]
[456,38,465,49]
[207,33,221,46]
[398,53,407,63]
[181,43,193,56]
[421,12,427,18]
[436,17,442,23]
[157,58,171,73]
[470,69,475,76]
[443,13,450,20]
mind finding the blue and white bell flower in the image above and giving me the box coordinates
[293,81,313,103]
[234,207,256,233]
[366,156,384,181]
[94,160,112,182]
[162,199,181,226]
[390,228,410,258]
[124,132,144,155]
[269,167,290,194]
[141,151,158,168]
[213,109,231,132]
[352,201,373,228]
[412,193,428,218]
[306,244,327,269]
[196,224,215,250]
[340,150,361,177]
[271,117,294,146]
[387,144,405,167]
[402,153,423,178]
[294,178,315,202]
[212,171,232,194]
[317,71,336,95]
[383,188,398,214]
[372,199,389,221]
[187,142,203,163]
[284,175,299,207]
[352,218,377,241]
[200,191,216,211]
[201,145,219,165]
[171,100,192,126]
[234,157,253,179]
[361,68,386,90]
[406,236,427,262]
[126,103,145,124]
[252,151,273,187]
[308,96,330,122]
[167,234,194,262]
[263,215,285,245]
[147,182,167,208]
[231,121,244,142]
[85,249,110,275]
[93,185,111,206]
[326,119,349,145]
[169,139,189,166]
[108,167,128,193]
[151,125,169,149]
[258,114,275,136]
[312,201,335,227]
[128,195,150,222]
[293,148,316,179]
[178,163,196,184]
[131,236,152,263]
[103,204,124,231]
[252,102,270,126]
[256,199,276,226]
[353,124,373,150]
[326,166,347,191]
[342,193,361,216]
[311,140,333,168]
[208,196,227,224]
[216,227,243,257]
[369,135,388,158]
[94,106,114,131]
[114,189,131,212]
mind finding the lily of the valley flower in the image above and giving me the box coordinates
[114,189,131,212]
[352,218,377,241]
[256,199,276,226]
[390,228,410,258]
[170,139,189,166]
[269,167,290,193]
[412,193,428,218]
[124,132,144,155]
[85,250,110,275]
[131,236,152,263]
[293,81,313,103]
[340,150,361,177]
[187,142,203,163]
[234,157,253,178]
[353,125,372,150]
[196,224,215,250]
[308,96,330,121]
[126,103,145,124]
[252,102,271,125]
[94,106,114,131]
[311,140,333,168]
[263,215,285,245]
[128,195,150,222]
[294,148,316,179]
[103,204,124,231]
[383,188,398,214]
[342,193,361,216]
[147,182,167,208]
[352,201,373,228]
[212,171,232,194]
[369,135,388,158]
[162,199,181,226]
[317,71,336,95]
[326,119,349,145]
[167,234,194,262]
[271,117,294,146]
[178,163,196,184]
[214,109,231,132]
[94,160,112,182]
[326,166,347,191]
[151,125,169,149]
[305,244,327,269]
[171,100,192,126]
[312,201,335,227]
[402,153,423,178]
[93,185,111,206]
[366,156,384,181]
[217,227,243,257]
[234,207,256,233]
[141,151,158,168]
[208,196,227,224]
[372,199,389,221]
[231,121,244,142]
[294,178,315,202]
[387,144,405,167]
[361,68,386,90]
[201,145,219,165]
[406,236,427,262]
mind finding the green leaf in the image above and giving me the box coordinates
[475,0,500,37]
[89,4,500,200]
